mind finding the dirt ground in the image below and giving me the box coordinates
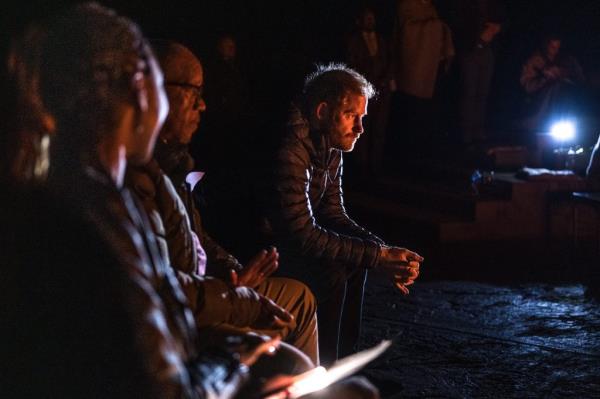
[358,274,600,398]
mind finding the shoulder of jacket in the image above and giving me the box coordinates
[288,115,310,140]
[281,121,312,155]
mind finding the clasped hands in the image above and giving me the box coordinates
[379,246,423,295]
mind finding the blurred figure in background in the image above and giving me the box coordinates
[2,19,152,397]
[195,34,250,173]
[448,0,505,146]
[389,0,454,153]
[520,34,585,132]
[346,6,391,179]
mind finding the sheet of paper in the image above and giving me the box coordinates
[267,340,392,399]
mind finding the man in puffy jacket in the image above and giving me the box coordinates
[263,63,424,365]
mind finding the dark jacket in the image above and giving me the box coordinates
[1,184,152,398]
[152,141,243,281]
[127,159,199,275]
[263,107,383,275]
[49,165,248,399]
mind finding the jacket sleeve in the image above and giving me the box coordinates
[126,165,199,275]
[184,195,244,280]
[122,270,247,399]
[94,212,247,399]
[175,271,234,328]
[274,143,382,269]
[157,173,200,274]
[317,155,385,245]
[200,229,244,281]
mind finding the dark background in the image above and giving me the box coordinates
[4,0,600,120]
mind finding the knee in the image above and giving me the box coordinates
[252,341,314,376]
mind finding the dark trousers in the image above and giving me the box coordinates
[316,267,368,366]
[458,47,495,144]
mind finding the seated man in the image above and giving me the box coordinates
[261,64,423,365]
[127,41,319,364]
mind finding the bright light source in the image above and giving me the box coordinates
[550,120,576,142]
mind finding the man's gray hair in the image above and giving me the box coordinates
[302,63,375,113]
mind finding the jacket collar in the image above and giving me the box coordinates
[154,138,195,187]
[288,105,334,168]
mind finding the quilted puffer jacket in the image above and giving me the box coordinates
[263,107,384,272]
[153,141,243,282]
[127,159,202,275]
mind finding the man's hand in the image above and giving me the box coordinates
[230,247,279,288]
[229,286,294,330]
[379,246,423,295]
[256,294,295,329]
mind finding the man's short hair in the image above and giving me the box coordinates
[302,63,375,114]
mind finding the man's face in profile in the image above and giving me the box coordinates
[163,59,206,145]
[324,94,367,152]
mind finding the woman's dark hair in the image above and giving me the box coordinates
[32,3,154,166]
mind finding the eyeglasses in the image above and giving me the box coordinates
[165,81,204,108]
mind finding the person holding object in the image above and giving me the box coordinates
[260,63,423,365]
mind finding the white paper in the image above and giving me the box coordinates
[276,340,392,398]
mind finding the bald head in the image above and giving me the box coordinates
[152,41,202,84]
[150,41,205,145]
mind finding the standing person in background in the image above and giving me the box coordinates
[520,34,585,132]
[449,0,505,146]
[389,0,454,152]
[195,34,250,173]
[346,7,392,179]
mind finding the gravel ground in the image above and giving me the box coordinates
[358,275,600,398]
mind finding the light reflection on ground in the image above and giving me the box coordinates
[359,278,600,398]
